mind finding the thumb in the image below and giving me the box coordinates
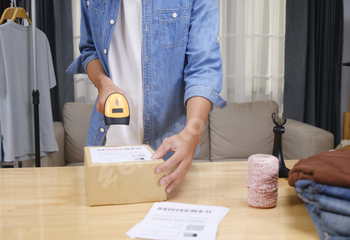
[151,137,174,160]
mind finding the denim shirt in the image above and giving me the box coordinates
[66,0,227,154]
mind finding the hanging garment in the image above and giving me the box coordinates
[0,20,58,162]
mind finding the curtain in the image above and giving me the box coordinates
[284,0,343,146]
[17,0,74,121]
[218,0,286,111]
[0,1,11,15]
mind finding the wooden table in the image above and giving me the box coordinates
[0,160,318,240]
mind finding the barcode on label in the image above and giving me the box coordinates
[185,225,204,231]
[184,233,198,237]
[132,154,146,161]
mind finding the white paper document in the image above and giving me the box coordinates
[126,202,230,240]
[89,145,154,164]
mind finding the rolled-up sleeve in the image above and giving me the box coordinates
[66,0,100,75]
[183,0,227,109]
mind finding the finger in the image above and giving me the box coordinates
[166,176,184,193]
[163,161,191,193]
[151,137,176,160]
[97,96,106,113]
[156,150,183,174]
[159,154,191,186]
[97,94,111,114]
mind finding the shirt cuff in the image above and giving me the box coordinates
[184,86,227,109]
[66,52,99,75]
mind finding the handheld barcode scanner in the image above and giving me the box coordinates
[104,93,130,125]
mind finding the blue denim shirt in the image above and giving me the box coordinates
[66,0,227,153]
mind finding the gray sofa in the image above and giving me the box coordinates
[22,100,334,167]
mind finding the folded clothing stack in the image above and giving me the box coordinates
[288,148,350,240]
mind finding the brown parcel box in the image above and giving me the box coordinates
[84,145,167,206]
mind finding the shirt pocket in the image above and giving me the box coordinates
[158,5,190,48]
[87,0,105,36]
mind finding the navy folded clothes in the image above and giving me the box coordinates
[295,179,350,240]
[288,148,350,188]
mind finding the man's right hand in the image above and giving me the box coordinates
[86,59,125,114]
[95,77,125,114]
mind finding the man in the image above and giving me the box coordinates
[67,0,227,193]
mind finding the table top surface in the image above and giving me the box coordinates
[0,160,318,240]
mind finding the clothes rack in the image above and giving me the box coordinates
[0,1,54,168]
[31,0,41,167]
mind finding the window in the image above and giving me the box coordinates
[218,0,286,110]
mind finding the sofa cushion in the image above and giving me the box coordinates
[63,103,94,164]
[209,101,278,160]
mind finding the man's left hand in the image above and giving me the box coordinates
[152,126,201,193]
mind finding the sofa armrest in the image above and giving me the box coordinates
[283,119,334,159]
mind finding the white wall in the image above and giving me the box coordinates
[341,0,350,141]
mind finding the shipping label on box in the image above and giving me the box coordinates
[84,145,167,206]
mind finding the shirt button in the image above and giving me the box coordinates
[172,13,177,18]
[217,36,220,42]
[87,1,89,6]
[104,49,107,54]
[110,19,115,25]
[100,128,105,133]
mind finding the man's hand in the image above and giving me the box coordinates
[95,78,125,114]
[152,97,211,193]
[86,59,125,113]
[152,125,202,193]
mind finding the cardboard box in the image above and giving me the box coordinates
[84,145,167,206]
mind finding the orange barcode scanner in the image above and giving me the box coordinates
[103,93,130,125]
